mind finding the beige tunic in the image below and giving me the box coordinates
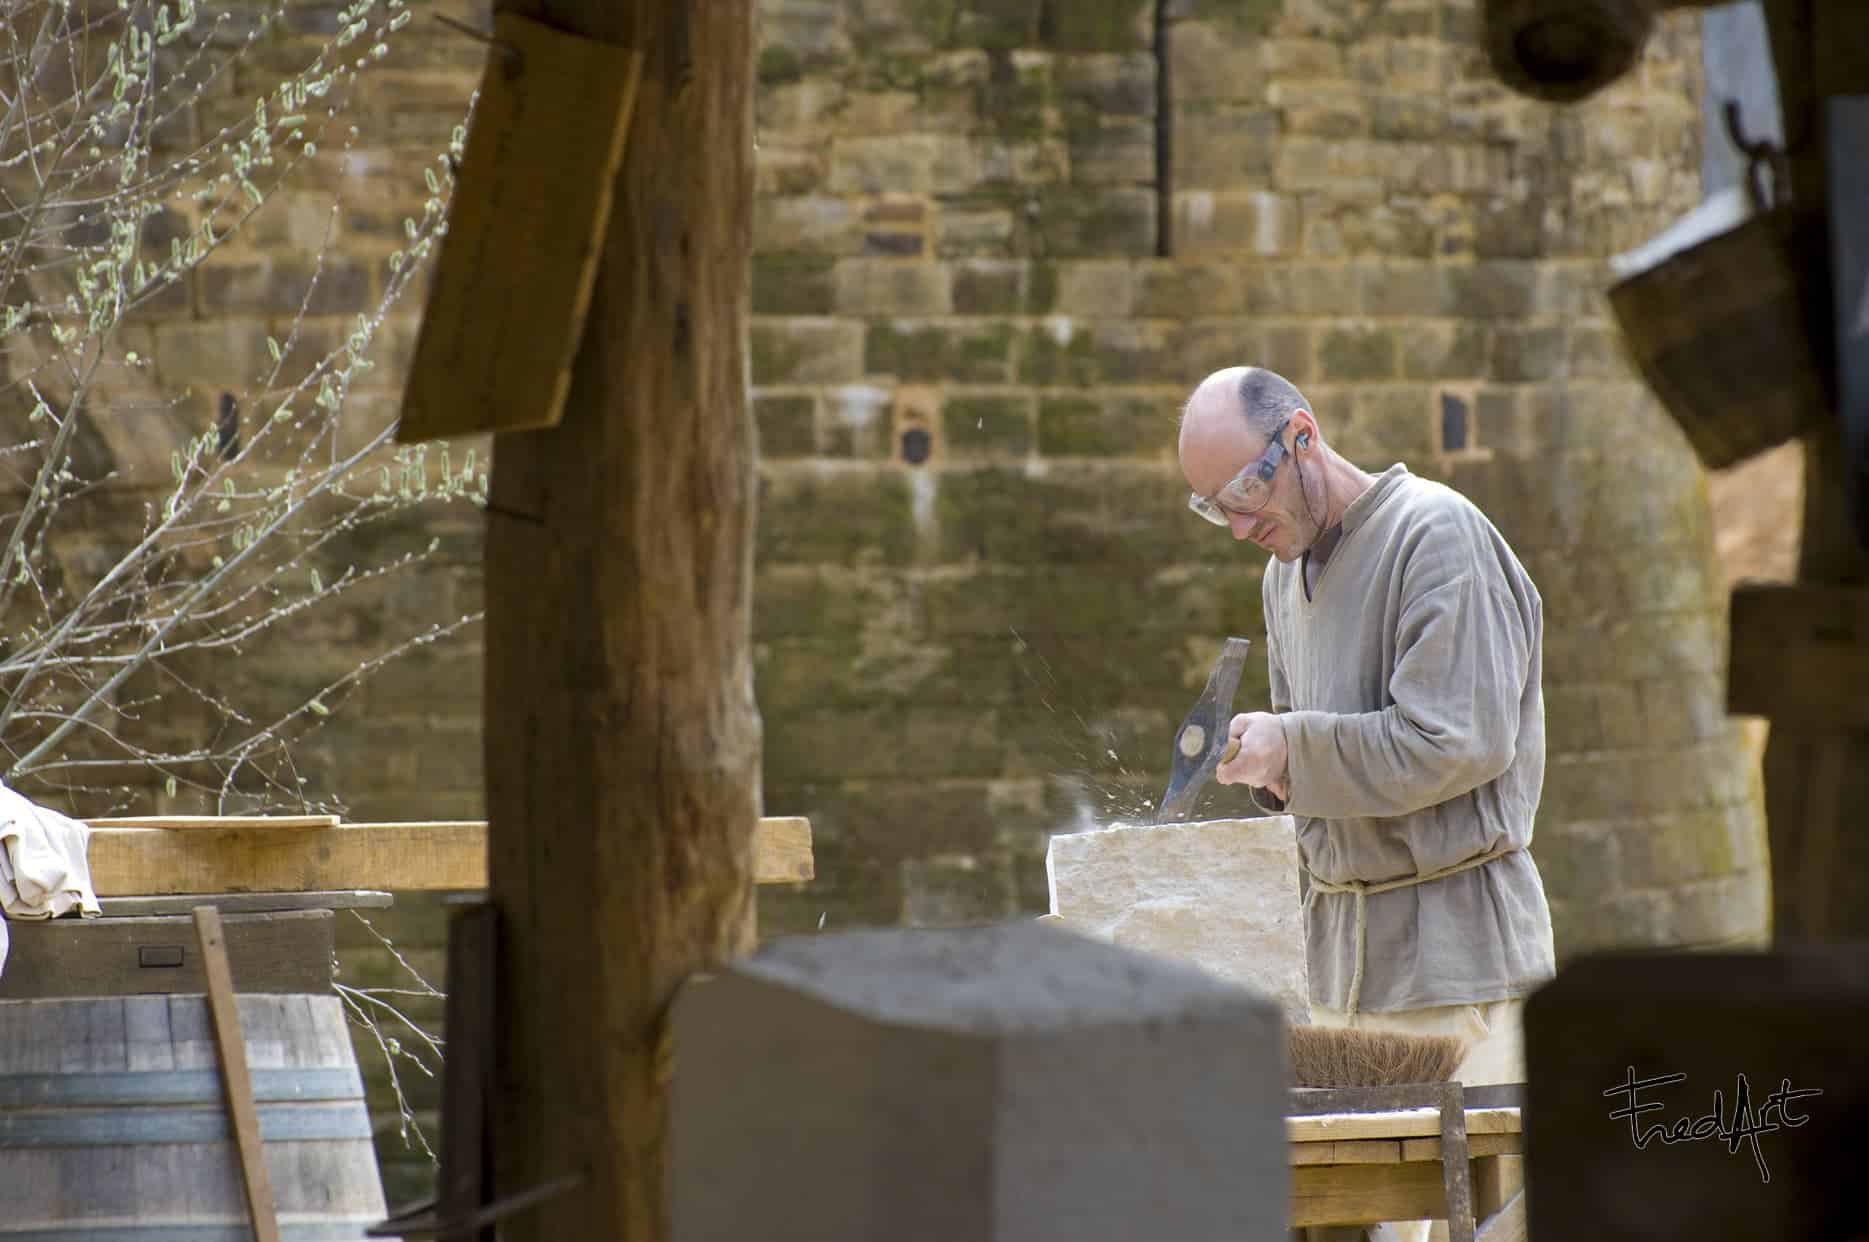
[1252,464,1556,1014]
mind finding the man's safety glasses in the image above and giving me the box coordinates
[1187,418,1290,526]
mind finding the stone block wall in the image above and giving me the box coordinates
[5,0,1776,1212]
[748,0,1770,958]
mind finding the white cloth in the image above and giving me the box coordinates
[0,784,102,953]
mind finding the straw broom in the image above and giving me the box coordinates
[1288,1025,1468,1087]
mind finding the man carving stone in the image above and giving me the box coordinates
[1180,365,1557,1093]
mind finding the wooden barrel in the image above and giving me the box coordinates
[0,993,392,1241]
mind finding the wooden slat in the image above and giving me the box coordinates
[396,16,641,441]
[88,817,813,894]
[1290,1158,1454,1227]
[193,907,282,1242]
[752,816,814,883]
[1286,1106,1521,1144]
[1399,1132,1521,1162]
[1289,1155,1516,1229]
[98,891,392,916]
[1289,1139,1404,1166]
[85,815,340,830]
[1728,583,1869,727]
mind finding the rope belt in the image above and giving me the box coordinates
[1303,843,1524,1015]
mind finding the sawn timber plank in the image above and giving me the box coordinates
[88,816,813,894]
[1286,1106,1521,1144]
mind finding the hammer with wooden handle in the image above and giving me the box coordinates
[1154,637,1251,824]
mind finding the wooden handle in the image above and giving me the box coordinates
[1221,737,1241,765]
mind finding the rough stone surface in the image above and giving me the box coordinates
[671,923,1290,1242]
[1045,817,1309,1024]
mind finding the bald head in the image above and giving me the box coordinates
[1181,366,1311,440]
[1181,367,1310,485]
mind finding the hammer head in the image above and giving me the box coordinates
[1154,637,1252,823]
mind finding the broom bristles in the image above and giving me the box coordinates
[1288,1024,1468,1087]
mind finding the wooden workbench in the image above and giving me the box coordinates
[1288,1105,1524,1234]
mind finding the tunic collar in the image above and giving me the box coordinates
[1339,463,1411,539]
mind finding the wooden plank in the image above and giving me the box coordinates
[87,816,812,894]
[193,906,283,1242]
[1290,1157,1485,1228]
[99,891,392,916]
[1288,1155,1516,1229]
[1289,1139,1404,1166]
[1399,1133,1521,1163]
[396,15,641,442]
[1286,1106,1521,1144]
[1728,583,1869,727]
[753,816,815,883]
[85,815,340,830]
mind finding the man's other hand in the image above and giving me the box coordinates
[1218,711,1289,801]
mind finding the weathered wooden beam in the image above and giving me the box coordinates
[1828,94,1869,547]
[85,817,809,895]
[482,2,759,1239]
[1748,4,1869,945]
[1728,582,1869,726]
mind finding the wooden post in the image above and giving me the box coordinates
[1749,0,1869,940]
[481,2,759,1239]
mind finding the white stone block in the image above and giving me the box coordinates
[1045,816,1310,1025]
[671,922,1290,1242]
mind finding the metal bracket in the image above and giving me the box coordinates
[1724,98,1791,213]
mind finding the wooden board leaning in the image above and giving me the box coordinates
[395,13,642,441]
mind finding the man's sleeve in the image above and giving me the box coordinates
[1278,571,1530,820]
[1248,598,1294,816]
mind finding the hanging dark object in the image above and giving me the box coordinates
[1604,102,1834,470]
[1482,0,1731,104]
[216,392,240,460]
[1481,0,1651,103]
